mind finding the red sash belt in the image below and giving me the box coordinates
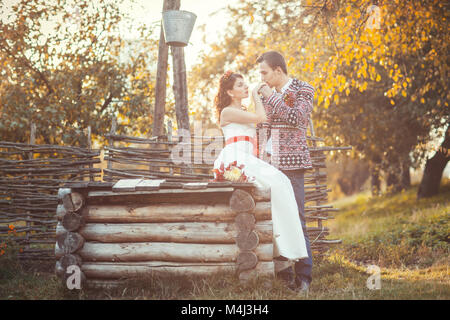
[225,135,258,157]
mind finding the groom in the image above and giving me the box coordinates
[255,51,315,293]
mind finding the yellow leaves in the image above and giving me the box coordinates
[345,88,350,96]
[359,82,368,92]
[420,98,425,104]
[390,99,395,105]
[376,74,381,82]
[249,13,254,24]
[345,5,351,14]
[318,95,324,105]
[333,94,339,105]
[401,90,407,97]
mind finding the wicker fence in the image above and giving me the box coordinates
[1,120,350,262]
[0,126,101,260]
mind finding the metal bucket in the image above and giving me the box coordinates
[162,10,197,47]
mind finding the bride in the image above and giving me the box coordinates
[212,70,308,263]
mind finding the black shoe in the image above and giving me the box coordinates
[294,279,310,296]
[276,268,296,291]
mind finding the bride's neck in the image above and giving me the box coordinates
[229,99,243,109]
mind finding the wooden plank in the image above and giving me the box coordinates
[55,241,274,263]
[112,179,143,192]
[90,187,235,198]
[182,182,208,190]
[82,261,274,279]
[78,201,272,223]
[56,221,273,244]
[135,179,166,191]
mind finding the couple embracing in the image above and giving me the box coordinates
[212,51,315,294]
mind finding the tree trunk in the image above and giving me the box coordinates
[417,127,450,199]
[152,0,179,137]
[386,168,401,194]
[401,157,411,190]
[370,164,381,196]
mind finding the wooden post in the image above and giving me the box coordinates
[26,123,36,249]
[171,45,190,132]
[168,0,190,133]
[153,0,179,137]
[87,126,93,182]
[167,120,173,175]
[106,117,117,182]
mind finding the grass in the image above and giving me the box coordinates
[1,181,449,300]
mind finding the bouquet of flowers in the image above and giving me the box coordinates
[211,160,252,182]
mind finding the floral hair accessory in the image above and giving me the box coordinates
[223,70,233,81]
[283,91,296,107]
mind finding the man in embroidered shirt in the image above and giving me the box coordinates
[256,51,315,294]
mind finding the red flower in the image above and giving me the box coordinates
[223,70,233,81]
[211,161,250,182]
[283,92,296,107]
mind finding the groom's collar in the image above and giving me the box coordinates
[276,78,293,94]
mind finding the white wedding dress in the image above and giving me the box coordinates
[213,122,308,261]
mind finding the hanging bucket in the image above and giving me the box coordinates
[162,10,197,47]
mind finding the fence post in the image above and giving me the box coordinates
[26,123,36,249]
[106,117,117,182]
[87,126,94,182]
[308,118,323,230]
[167,120,173,176]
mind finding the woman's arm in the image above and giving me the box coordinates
[220,87,267,125]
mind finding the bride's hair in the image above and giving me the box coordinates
[214,71,243,120]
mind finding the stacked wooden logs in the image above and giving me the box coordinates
[54,179,277,287]
[55,188,87,287]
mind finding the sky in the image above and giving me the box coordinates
[0,0,238,70]
[125,0,238,70]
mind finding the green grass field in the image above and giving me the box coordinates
[1,181,449,300]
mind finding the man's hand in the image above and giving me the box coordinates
[257,83,272,98]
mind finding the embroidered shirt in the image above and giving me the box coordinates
[265,78,292,154]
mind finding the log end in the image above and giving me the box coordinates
[229,189,255,213]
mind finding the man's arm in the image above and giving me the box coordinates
[265,81,315,127]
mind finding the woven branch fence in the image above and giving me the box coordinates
[1,119,350,262]
[0,125,101,260]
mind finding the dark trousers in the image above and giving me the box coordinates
[280,168,313,285]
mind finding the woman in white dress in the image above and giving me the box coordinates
[212,71,308,264]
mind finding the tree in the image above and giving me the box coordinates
[0,0,158,146]
[188,0,449,196]
[417,126,450,198]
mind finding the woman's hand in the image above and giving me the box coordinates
[257,83,272,98]
[252,85,261,98]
